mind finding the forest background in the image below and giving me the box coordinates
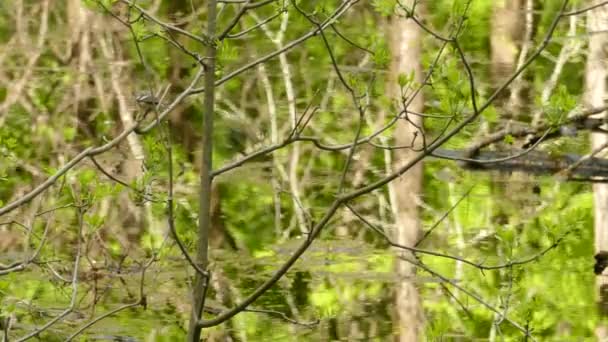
[1,0,607,341]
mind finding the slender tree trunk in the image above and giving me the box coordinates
[187,1,217,341]
[388,3,425,340]
[491,0,524,109]
[584,2,608,340]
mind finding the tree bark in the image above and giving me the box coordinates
[388,3,425,340]
[584,2,608,340]
[187,1,217,340]
[491,0,524,109]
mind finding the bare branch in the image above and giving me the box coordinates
[0,67,205,217]
[15,205,85,341]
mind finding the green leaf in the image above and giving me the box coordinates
[373,44,390,68]
[398,71,414,88]
[371,0,395,17]
[63,127,76,141]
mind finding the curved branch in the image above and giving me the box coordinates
[191,0,359,94]
[0,67,205,217]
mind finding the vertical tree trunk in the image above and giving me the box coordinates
[187,1,217,341]
[491,0,524,109]
[584,2,608,340]
[388,3,425,340]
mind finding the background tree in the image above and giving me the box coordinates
[387,1,426,340]
[584,0,608,339]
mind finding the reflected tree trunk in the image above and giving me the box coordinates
[488,3,528,338]
[489,0,528,229]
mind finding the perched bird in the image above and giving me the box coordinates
[134,91,160,111]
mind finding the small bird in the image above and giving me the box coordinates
[135,91,160,110]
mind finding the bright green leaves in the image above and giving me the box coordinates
[398,70,415,89]
[372,0,395,17]
[346,73,367,96]
[310,282,340,317]
[373,44,390,69]
[0,135,18,155]
[78,168,97,188]
[545,85,577,126]
[130,20,149,43]
[62,126,76,142]
[482,104,499,124]
[430,55,471,119]
[82,0,117,11]
[143,134,167,175]
[85,213,105,230]
[217,40,238,64]
[0,132,18,184]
